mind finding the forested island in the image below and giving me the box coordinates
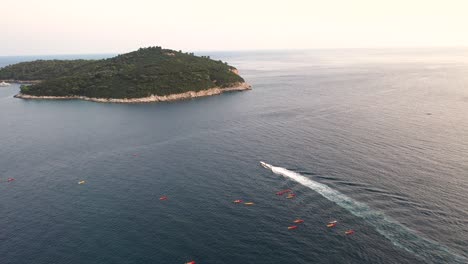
[0,47,251,103]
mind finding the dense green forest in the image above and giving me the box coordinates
[0,47,245,98]
[0,60,93,80]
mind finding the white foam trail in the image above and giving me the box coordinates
[262,162,467,264]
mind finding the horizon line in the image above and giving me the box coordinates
[1,45,468,57]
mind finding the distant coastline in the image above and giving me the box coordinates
[1,79,42,84]
[14,82,251,103]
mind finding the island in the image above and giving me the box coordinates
[0,47,251,103]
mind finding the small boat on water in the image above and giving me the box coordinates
[0,81,11,87]
[244,202,254,205]
[159,196,168,201]
[345,230,355,235]
[233,199,243,203]
[286,193,296,199]
[327,223,337,228]
[328,220,337,224]
[276,189,291,195]
[288,225,298,230]
[185,261,196,264]
[78,180,85,184]
[293,219,304,224]
[7,178,15,182]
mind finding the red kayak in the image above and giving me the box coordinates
[233,200,243,203]
[7,178,15,182]
[288,225,298,230]
[276,189,291,195]
[327,223,337,228]
[159,196,168,201]
[293,219,304,224]
[345,230,355,235]
[186,261,196,264]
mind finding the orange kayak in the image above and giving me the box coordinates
[244,202,254,205]
[327,223,337,228]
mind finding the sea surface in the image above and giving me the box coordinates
[0,48,467,264]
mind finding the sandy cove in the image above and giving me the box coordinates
[14,82,251,103]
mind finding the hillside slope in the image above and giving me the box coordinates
[1,47,247,99]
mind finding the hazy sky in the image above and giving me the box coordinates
[2,0,468,55]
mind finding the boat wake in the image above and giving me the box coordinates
[260,161,467,264]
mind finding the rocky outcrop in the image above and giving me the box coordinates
[14,82,252,103]
[230,68,240,75]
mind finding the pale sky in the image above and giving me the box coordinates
[1,0,468,55]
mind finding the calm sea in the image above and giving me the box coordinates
[0,48,467,264]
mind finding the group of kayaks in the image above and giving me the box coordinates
[288,219,353,235]
[288,219,305,230]
[277,189,355,235]
[276,189,296,199]
[233,199,254,205]
[325,220,355,235]
[232,188,356,236]
[167,186,355,263]
[327,220,337,228]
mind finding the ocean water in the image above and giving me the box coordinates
[0,48,467,264]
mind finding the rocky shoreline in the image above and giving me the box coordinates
[14,82,251,103]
